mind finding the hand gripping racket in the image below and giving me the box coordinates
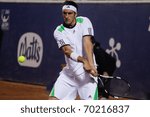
[90,74,131,98]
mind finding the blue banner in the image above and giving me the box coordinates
[0,3,150,99]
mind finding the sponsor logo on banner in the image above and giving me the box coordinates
[17,32,43,68]
[1,9,10,31]
[106,37,121,68]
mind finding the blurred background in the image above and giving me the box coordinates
[0,0,150,99]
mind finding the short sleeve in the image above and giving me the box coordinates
[82,17,94,36]
[53,25,70,49]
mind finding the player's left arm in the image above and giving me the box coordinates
[83,35,98,76]
[82,17,98,76]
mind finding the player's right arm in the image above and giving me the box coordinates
[61,45,92,73]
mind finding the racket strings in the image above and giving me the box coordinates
[98,76,131,98]
[107,79,130,97]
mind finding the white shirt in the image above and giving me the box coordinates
[54,16,94,76]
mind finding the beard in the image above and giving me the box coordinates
[63,19,76,28]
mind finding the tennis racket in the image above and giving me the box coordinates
[90,74,131,98]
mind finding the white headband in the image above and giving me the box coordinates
[62,5,77,13]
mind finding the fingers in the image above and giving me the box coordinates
[83,62,98,76]
[90,69,98,77]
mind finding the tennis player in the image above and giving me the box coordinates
[49,0,98,100]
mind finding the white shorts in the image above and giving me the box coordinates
[49,68,98,100]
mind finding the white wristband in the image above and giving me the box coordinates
[70,52,79,62]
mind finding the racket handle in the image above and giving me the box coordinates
[89,74,98,83]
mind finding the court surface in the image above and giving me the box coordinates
[0,80,128,100]
[0,80,49,100]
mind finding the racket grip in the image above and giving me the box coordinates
[89,74,98,83]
